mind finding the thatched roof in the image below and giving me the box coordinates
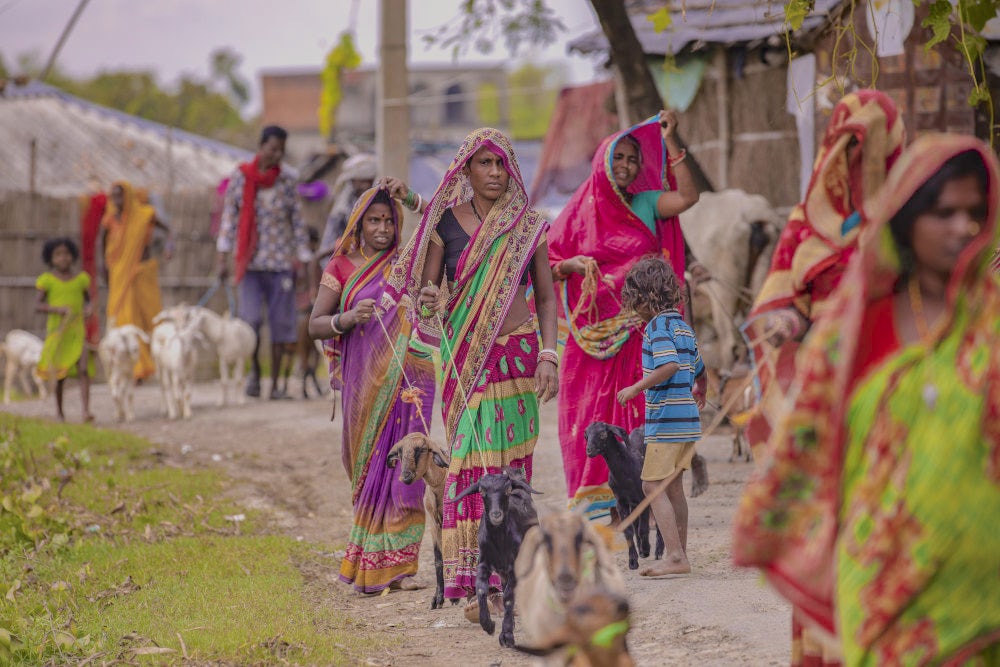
[569,0,844,57]
[0,80,251,197]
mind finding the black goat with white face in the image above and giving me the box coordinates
[451,467,541,648]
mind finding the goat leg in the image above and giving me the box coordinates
[431,543,445,610]
[498,571,516,648]
[622,509,639,570]
[637,508,651,558]
[690,454,709,498]
[477,562,496,635]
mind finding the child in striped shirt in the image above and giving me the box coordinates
[616,256,706,576]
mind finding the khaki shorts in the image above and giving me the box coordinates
[641,441,696,482]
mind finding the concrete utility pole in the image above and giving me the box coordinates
[377,0,414,236]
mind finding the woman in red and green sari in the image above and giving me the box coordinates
[383,128,559,609]
[733,134,1000,664]
[308,187,435,593]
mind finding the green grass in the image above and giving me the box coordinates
[0,414,388,665]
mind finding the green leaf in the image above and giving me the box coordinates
[785,0,814,31]
[921,0,954,49]
[961,0,1000,32]
[969,86,992,106]
[647,8,673,32]
[5,579,21,602]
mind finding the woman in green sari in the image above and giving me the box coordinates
[732,133,1000,665]
[383,128,559,614]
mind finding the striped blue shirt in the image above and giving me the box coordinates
[642,310,704,444]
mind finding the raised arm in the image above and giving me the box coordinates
[654,110,699,219]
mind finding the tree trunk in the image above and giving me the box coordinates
[587,0,715,192]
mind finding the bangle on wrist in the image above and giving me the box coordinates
[330,313,344,336]
[537,348,559,366]
[668,148,687,167]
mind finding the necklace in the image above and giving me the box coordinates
[359,242,371,261]
[908,274,930,339]
[470,198,485,225]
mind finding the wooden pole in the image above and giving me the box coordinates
[715,49,730,190]
[28,138,37,195]
[377,0,413,238]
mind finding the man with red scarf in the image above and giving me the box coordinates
[216,125,313,399]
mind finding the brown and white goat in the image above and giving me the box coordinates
[515,511,625,651]
[386,433,450,609]
[516,584,634,667]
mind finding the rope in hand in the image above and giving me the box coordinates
[423,279,489,476]
[372,307,433,437]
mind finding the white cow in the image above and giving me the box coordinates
[679,189,785,375]
[1,330,47,404]
[98,325,149,422]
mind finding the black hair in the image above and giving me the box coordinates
[618,133,641,155]
[259,124,288,146]
[622,255,682,315]
[353,189,396,245]
[42,237,79,266]
[889,149,988,277]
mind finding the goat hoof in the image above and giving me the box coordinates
[430,595,444,610]
[499,631,515,648]
[629,558,639,570]
[482,618,496,635]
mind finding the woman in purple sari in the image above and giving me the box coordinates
[308,187,435,593]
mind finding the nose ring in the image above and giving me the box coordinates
[968,221,982,236]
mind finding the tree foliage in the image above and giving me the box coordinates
[0,49,251,144]
[508,62,564,139]
[423,0,565,56]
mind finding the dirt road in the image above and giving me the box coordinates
[5,380,790,666]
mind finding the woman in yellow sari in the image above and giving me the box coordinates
[733,134,1000,664]
[101,181,173,379]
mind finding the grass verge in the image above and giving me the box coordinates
[0,413,387,665]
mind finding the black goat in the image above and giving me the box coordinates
[585,422,664,570]
[450,467,541,647]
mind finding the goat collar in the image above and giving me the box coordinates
[590,619,630,648]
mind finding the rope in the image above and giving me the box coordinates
[195,281,220,308]
[372,307,433,437]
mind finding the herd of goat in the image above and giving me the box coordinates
[387,425,711,666]
[1,304,256,420]
[3,312,723,665]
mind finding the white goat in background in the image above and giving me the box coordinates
[1,330,47,404]
[152,310,205,420]
[98,324,149,422]
[188,306,256,406]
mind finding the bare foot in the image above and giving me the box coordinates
[389,578,424,591]
[639,559,691,577]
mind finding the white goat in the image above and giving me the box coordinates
[152,311,204,420]
[1,330,47,404]
[188,306,256,405]
[98,325,149,422]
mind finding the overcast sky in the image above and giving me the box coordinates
[0,0,606,113]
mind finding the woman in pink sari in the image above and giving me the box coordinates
[547,110,700,514]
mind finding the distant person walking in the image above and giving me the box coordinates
[216,125,314,399]
[101,180,173,380]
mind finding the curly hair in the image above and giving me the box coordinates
[41,237,79,267]
[621,255,682,315]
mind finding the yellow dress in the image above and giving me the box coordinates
[36,271,90,381]
[103,181,162,379]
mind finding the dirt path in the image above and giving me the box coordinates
[5,380,790,666]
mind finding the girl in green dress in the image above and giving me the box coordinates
[35,237,93,422]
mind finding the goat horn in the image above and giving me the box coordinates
[512,478,542,495]
[449,481,480,504]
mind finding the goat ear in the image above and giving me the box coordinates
[386,448,400,469]
[450,481,479,504]
[514,525,544,580]
[513,478,543,495]
[611,424,628,442]
[427,440,450,468]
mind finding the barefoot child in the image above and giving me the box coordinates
[35,237,93,422]
[616,256,706,576]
